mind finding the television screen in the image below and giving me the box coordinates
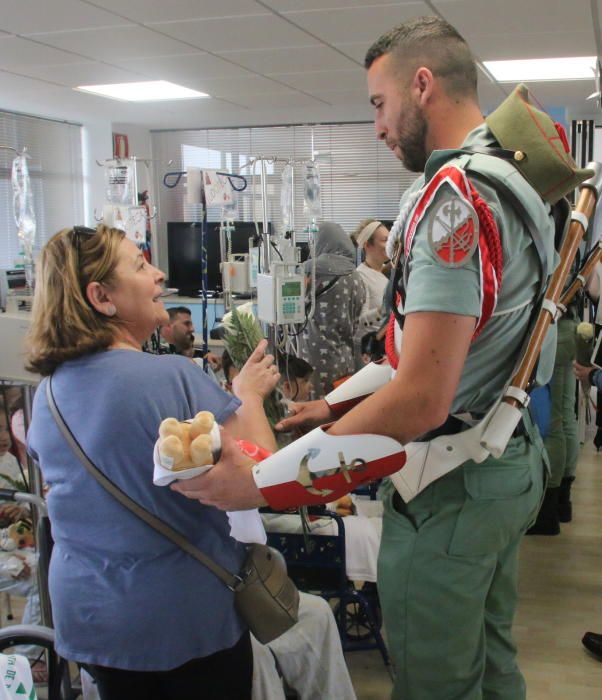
[167,221,270,296]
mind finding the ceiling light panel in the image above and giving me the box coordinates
[76,80,209,101]
[484,56,596,82]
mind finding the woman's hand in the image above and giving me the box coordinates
[232,339,280,403]
[170,430,266,510]
[275,399,334,432]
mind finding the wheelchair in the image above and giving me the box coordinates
[264,506,391,672]
[0,489,81,699]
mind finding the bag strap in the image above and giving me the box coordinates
[45,377,244,592]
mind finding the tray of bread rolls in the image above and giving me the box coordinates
[153,411,221,486]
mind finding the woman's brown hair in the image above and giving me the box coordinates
[27,225,126,376]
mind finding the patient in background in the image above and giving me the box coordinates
[0,431,25,489]
[277,354,314,403]
[160,306,221,370]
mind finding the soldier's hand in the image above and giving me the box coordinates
[170,430,266,511]
[275,399,334,433]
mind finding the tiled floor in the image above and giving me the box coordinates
[346,441,602,699]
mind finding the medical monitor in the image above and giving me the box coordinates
[167,221,270,296]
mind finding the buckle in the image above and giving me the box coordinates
[228,574,246,592]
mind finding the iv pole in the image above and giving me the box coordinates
[163,169,248,368]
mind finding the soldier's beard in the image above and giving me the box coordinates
[396,105,428,173]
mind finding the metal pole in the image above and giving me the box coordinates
[131,158,139,207]
[291,164,296,248]
[22,386,43,499]
[200,195,209,370]
[22,385,53,625]
[219,224,232,312]
[260,159,271,275]
[260,159,277,351]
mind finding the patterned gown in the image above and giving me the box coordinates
[299,270,366,397]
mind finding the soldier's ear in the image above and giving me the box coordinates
[412,66,434,106]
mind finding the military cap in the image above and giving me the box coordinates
[486,84,593,204]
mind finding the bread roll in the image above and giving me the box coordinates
[159,418,183,440]
[159,434,185,468]
[190,434,214,466]
[189,411,215,439]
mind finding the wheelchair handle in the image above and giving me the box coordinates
[0,489,47,516]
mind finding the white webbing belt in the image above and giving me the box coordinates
[571,211,589,231]
[504,385,530,407]
[541,298,558,322]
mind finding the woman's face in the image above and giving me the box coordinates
[107,238,168,340]
[365,225,390,264]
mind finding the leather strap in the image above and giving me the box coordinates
[45,377,243,591]
[460,145,521,161]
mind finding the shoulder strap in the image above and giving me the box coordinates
[460,147,557,302]
[45,378,243,592]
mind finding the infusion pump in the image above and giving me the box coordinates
[257,266,306,325]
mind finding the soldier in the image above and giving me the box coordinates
[172,16,590,700]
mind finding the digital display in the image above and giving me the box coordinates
[281,281,301,297]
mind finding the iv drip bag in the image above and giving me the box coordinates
[303,161,321,222]
[280,163,294,232]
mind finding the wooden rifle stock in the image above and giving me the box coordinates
[559,242,602,310]
[506,171,601,409]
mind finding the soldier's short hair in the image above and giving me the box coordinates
[364,16,478,99]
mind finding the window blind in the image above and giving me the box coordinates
[0,111,83,269]
[151,123,417,271]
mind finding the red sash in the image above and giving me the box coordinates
[386,165,503,370]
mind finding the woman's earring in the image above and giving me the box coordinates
[106,304,117,317]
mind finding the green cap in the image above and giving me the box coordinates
[486,84,593,204]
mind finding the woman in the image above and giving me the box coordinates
[300,222,366,397]
[351,219,390,335]
[26,225,279,699]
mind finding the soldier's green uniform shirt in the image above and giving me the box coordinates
[378,123,553,700]
[402,122,557,412]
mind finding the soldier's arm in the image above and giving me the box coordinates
[170,310,475,511]
[328,310,475,443]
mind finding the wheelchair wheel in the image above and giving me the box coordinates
[334,593,383,642]
[0,624,81,700]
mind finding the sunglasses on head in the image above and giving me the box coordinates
[70,226,96,255]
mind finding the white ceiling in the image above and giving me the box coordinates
[0,0,600,129]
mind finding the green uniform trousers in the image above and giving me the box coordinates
[378,418,545,700]
[544,318,579,487]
